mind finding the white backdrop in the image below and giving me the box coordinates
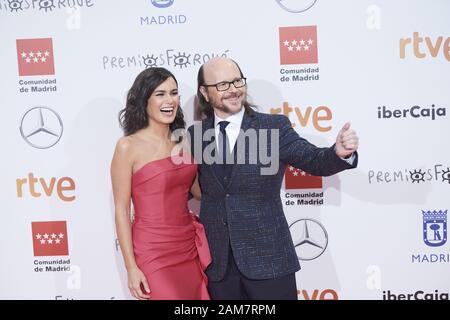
[1,0,449,300]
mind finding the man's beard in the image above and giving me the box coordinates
[220,104,232,114]
[212,93,244,115]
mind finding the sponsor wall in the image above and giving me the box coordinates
[1,0,449,300]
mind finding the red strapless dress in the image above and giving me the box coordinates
[131,153,211,300]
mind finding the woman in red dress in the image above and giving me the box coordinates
[111,67,211,300]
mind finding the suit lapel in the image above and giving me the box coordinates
[227,111,258,187]
[201,116,215,155]
[201,116,226,191]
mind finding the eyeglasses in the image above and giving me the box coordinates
[202,78,247,92]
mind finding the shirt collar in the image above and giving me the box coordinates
[214,106,245,129]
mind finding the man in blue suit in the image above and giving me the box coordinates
[187,58,359,300]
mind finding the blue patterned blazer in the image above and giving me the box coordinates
[188,109,358,281]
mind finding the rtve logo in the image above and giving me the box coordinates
[400,32,450,61]
[270,102,332,132]
[16,173,76,202]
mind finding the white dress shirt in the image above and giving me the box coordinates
[214,107,245,153]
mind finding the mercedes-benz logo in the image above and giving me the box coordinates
[275,0,317,13]
[289,218,328,261]
[19,106,63,149]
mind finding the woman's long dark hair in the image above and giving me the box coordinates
[119,67,185,138]
[196,59,256,118]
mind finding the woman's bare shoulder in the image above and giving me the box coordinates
[115,134,161,160]
[115,136,135,154]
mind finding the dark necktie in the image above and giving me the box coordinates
[218,121,231,182]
